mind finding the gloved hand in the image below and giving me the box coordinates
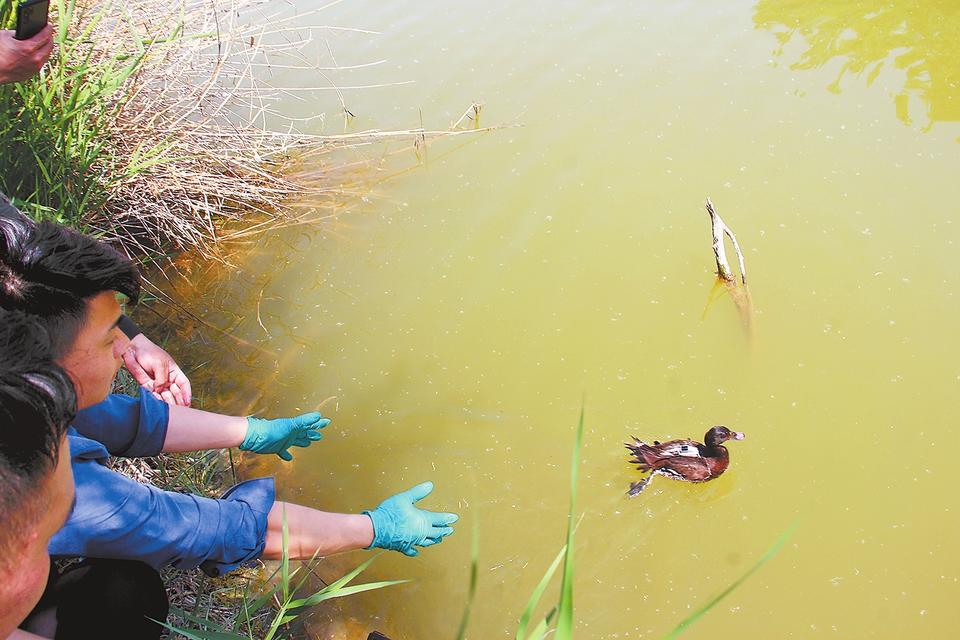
[241,412,329,461]
[363,481,458,556]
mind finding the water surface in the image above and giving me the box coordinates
[155,1,960,637]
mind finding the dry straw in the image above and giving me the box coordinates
[38,0,491,258]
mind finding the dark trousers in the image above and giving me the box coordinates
[22,558,169,639]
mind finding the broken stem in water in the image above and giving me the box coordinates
[705,197,747,284]
[703,198,754,338]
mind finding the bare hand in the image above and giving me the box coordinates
[122,334,193,407]
[0,25,54,84]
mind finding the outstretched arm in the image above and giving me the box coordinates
[164,406,328,460]
[264,502,374,558]
[164,405,247,451]
[266,482,459,560]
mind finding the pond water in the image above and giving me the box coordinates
[153,1,960,638]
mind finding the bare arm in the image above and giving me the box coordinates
[163,405,247,452]
[263,501,374,559]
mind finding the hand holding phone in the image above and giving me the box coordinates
[0,22,53,84]
[15,0,50,41]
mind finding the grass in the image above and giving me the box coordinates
[0,0,495,259]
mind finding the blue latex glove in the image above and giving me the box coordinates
[363,481,459,556]
[241,412,329,461]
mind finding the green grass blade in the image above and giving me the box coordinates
[555,402,585,639]
[525,606,558,640]
[152,619,248,640]
[313,552,382,596]
[280,507,290,602]
[289,579,410,609]
[664,521,798,639]
[289,547,326,597]
[515,545,566,640]
[167,606,230,633]
[454,512,481,640]
[234,574,283,625]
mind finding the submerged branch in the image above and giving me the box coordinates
[705,197,747,284]
[702,198,754,339]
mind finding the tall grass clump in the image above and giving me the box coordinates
[0,0,487,257]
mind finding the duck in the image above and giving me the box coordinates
[625,426,744,496]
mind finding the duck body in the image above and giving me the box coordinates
[625,426,744,496]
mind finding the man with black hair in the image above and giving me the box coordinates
[0,309,76,639]
[1,309,169,640]
[0,214,457,595]
[0,194,193,406]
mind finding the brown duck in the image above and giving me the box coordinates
[625,426,744,496]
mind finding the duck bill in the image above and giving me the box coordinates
[731,431,745,440]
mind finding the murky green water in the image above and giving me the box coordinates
[156,1,960,637]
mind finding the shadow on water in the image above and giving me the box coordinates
[754,0,960,134]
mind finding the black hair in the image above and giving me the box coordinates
[0,209,141,358]
[0,308,77,562]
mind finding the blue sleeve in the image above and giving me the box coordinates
[71,388,169,457]
[50,454,275,576]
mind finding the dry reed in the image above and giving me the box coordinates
[55,0,492,258]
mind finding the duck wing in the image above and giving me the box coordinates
[652,439,704,459]
[626,437,703,471]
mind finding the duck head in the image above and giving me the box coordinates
[704,425,745,448]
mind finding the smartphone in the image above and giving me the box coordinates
[14,0,49,41]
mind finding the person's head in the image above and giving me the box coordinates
[0,212,141,408]
[0,309,77,637]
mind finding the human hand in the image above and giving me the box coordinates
[241,412,329,461]
[122,333,193,407]
[0,25,54,84]
[363,482,458,556]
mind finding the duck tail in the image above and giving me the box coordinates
[624,435,647,454]
[625,437,655,470]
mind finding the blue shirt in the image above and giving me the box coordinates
[49,389,276,576]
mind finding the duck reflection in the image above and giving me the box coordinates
[754,0,960,132]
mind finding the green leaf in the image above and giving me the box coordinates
[289,579,409,609]
[152,619,248,640]
[515,545,566,640]
[281,507,290,602]
[555,403,585,639]
[313,552,381,596]
[664,521,799,639]
[168,607,230,633]
[525,607,558,640]
[234,579,283,626]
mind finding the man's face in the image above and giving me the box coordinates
[0,438,74,637]
[57,290,128,409]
